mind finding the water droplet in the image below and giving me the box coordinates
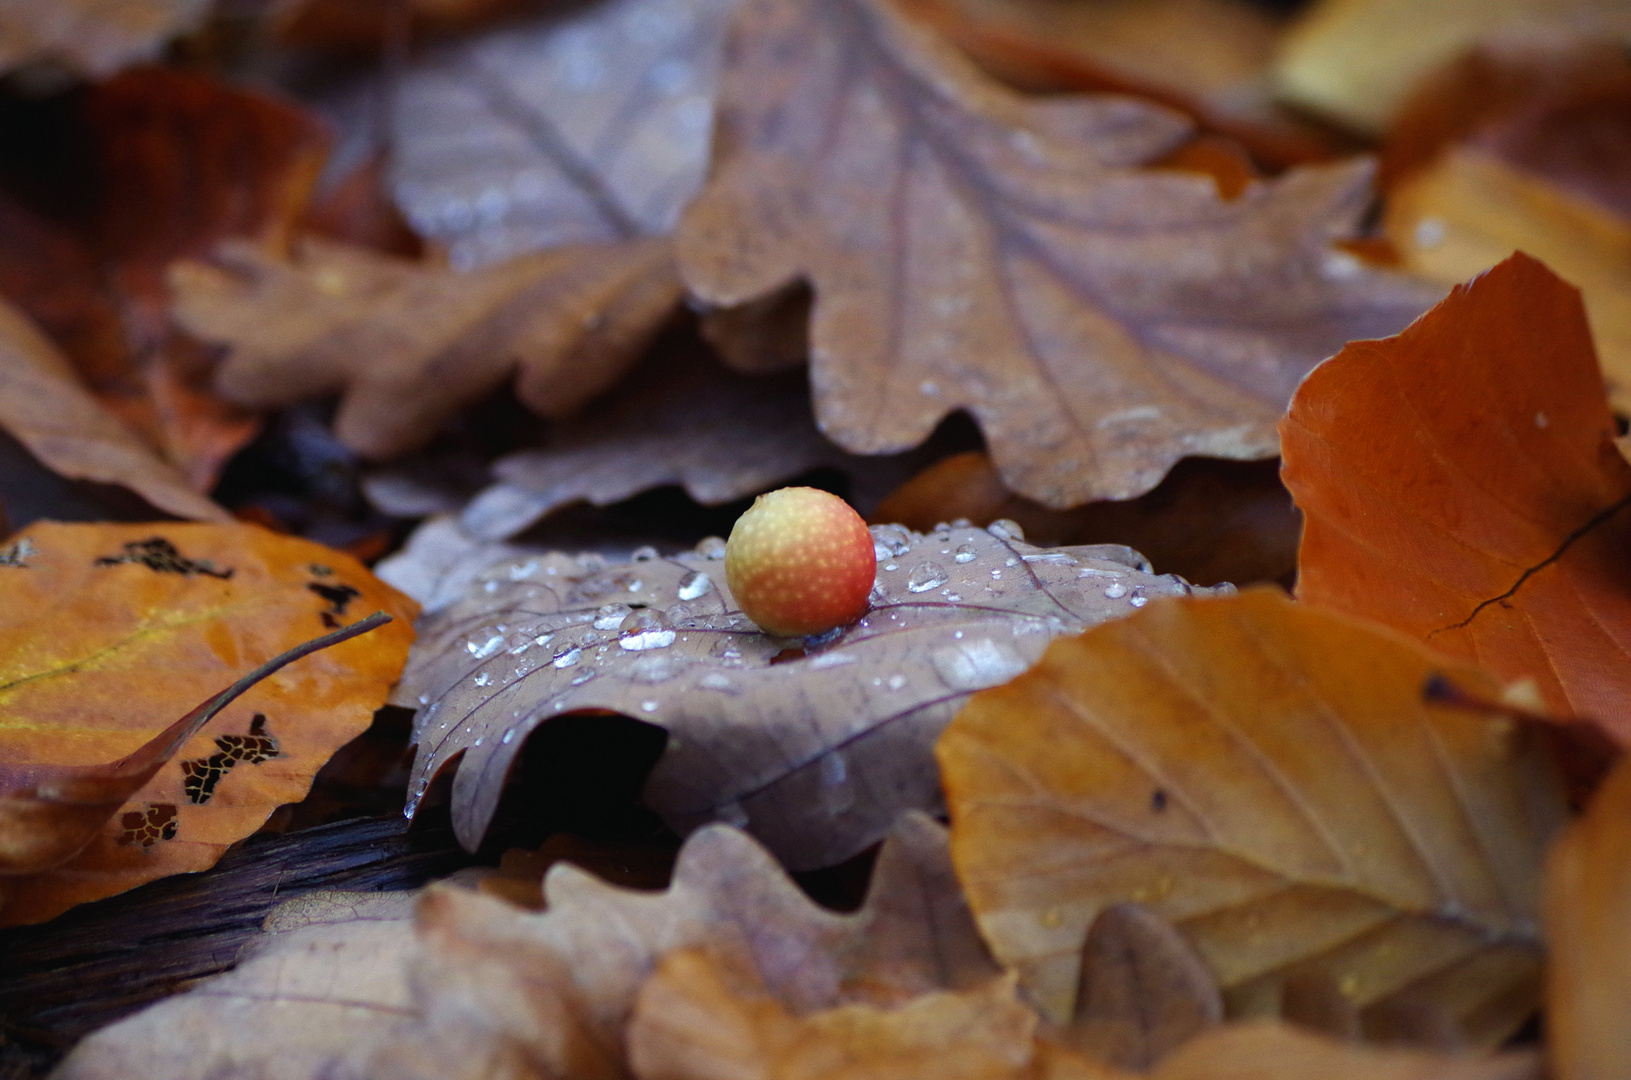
[571,669,596,685]
[552,646,582,669]
[987,519,1024,541]
[887,673,907,690]
[1130,594,1149,608]
[501,729,516,745]
[641,700,659,712]
[508,560,538,580]
[953,544,977,563]
[1103,582,1127,599]
[695,536,727,559]
[944,593,962,602]
[907,562,949,592]
[577,552,607,570]
[628,579,644,593]
[871,523,913,556]
[466,632,505,659]
[621,629,676,651]
[990,569,1002,579]
[632,545,659,561]
[533,632,554,647]
[417,693,429,705]
[594,604,632,630]
[808,651,856,669]
[473,736,484,747]
[932,638,1030,691]
[1023,552,1076,566]
[677,571,713,601]
[483,580,499,593]
[883,562,898,572]
[473,672,492,687]
[699,672,738,693]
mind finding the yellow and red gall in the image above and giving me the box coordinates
[724,487,877,637]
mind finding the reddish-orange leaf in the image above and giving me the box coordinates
[1281,253,1631,741]
[0,522,416,925]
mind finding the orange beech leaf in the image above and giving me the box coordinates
[938,588,1567,1046]
[1281,253,1631,741]
[0,522,416,926]
[1545,754,1631,1080]
[0,612,390,911]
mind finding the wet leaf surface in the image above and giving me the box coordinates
[677,0,1438,507]
[390,0,737,269]
[939,588,1567,1045]
[1282,253,1631,740]
[171,235,681,460]
[401,520,1211,866]
[0,521,416,925]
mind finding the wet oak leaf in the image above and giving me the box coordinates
[0,522,416,926]
[1281,253,1631,738]
[171,235,682,460]
[0,295,227,521]
[459,343,930,542]
[0,0,209,77]
[1544,754,1631,1080]
[938,588,1568,1045]
[388,0,735,270]
[400,521,1210,867]
[675,0,1438,508]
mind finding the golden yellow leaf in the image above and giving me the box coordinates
[938,588,1566,1046]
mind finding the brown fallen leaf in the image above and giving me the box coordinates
[676,0,1438,508]
[171,235,682,460]
[1544,754,1631,1080]
[0,612,390,913]
[874,450,1299,587]
[629,950,1039,1080]
[0,67,330,492]
[399,521,1211,867]
[374,514,543,614]
[0,521,416,926]
[1059,904,1222,1070]
[0,295,225,522]
[370,813,997,1080]
[1273,0,1631,135]
[0,0,208,77]
[458,341,931,542]
[1144,1022,1540,1080]
[1281,253,1631,740]
[1380,48,1631,408]
[53,889,422,1080]
[388,0,737,269]
[938,588,1567,1045]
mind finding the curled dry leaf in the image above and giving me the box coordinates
[171,236,682,460]
[0,296,225,522]
[400,521,1211,866]
[460,343,928,542]
[1544,754,1631,1080]
[938,588,1568,1045]
[676,0,1438,507]
[391,0,737,269]
[0,0,208,77]
[1282,253,1631,739]
[54,890,421,1080]
[874,450,1299,587]
[629,951,1039,1080]
[0,522,416,926]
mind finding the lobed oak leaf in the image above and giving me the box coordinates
[459,342,932,542]
[938,588,1567,1045]
[170,235,682,460]
[0,521,417,925]
[1544,751,1631,1080]
[388,0,737,270]
[1281,253,1631,741]
[0,0,208,78]
[675,0,1439,508]
[399,521,1212,867]
[0,295,226,522]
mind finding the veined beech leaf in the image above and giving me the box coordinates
[1281,253,1631,740]
[398,521,1214,867]
[0,522,416,925]
[171,236,681,460]
[676,0,1438,507]
[938,588,1567,1046]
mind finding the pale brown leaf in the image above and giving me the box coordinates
[170,236,681,460]
[0,0,208,77]
[940,588,1567,1046]
[1545,754,1631,1080]
[0,297,225,521]
[390,0,737,269]
[399,521,1210,866]
[676,0,1438,507]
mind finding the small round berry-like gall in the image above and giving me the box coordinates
[725,487,877,637]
